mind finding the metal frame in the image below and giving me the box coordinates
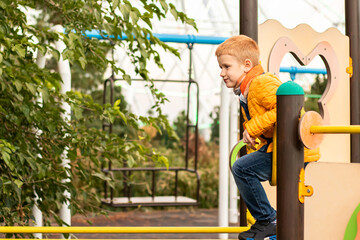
[238,0,258,227]
[101,46,200,207]
[0,226,249,234]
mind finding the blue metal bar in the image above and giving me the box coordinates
[84,30,327,76]
[280,66,327,80]
[280,66,327,75]
[84,30,227,45]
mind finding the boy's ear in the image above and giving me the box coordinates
[244,59,253,73]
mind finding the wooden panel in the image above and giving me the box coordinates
[259,19,351,164]
[304,162,360,239]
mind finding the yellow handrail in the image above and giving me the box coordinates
[310,125,360,134]
[0,226,249,234]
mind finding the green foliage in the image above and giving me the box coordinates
[107,109,219,209]
[304,74,328,112]
[210,106,220,144]
[0,0,196,228]
[173,110,187,141]
[109,136,219,209]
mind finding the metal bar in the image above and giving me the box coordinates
[185,45,193,170]
[127,171,132,199]
[84,30,228,45]
[194,81,200,171]
[174,170,178,198]
[195,171,200,203]
[279,66,327,74]
[0,226,250,234]
[239,0,258,228]
[102,167,194,172]
[114,78,195,83]
[345,0,360,163]
[109,77,115,203]
[218,69,230,237]
[152,171,156,200]
[310,125,360,134]
[101,201,198,208]
[240,0,258,42]
[239,199,247,227]
[123,171,128,201]
[109,77,114,134]
[102,79,109,200]
[113,69,326,83]
[277,82,305,240]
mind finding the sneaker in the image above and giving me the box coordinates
[238,220,276,240]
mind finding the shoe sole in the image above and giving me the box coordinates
[246,235,276,240]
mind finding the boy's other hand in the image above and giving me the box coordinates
[243,129,257,150]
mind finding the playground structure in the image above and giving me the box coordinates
[97,2,360,240]
[7,1,360,240]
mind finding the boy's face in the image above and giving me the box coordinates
[217,54,250,88]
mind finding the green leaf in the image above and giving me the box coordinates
[92,173,111,181]
[0,105,7,115]
[94,9,102,23]
[151,154,169,169]
[0,53,3,63]
[127,155,136,168]
[25,82,37,95]
[12,44,26,58]
[78,56,87,69]
[112,0,120,9]
[170,7,178,21]
[14,179,23,189]
[159,0,168,12]
[13,80,23,92]
[2,152,14,171]
[130,10,139,23]
[123,74,131,84]
[120,4,131,21]
[39,87,49,103]
[185,18,197,30]
[0,0,6,9]
[68,32,78,47]
[52,49,60,61]
[119,111,127,124]
[37,44,47,55]
[141,15,153,29]
[114,99,121,108]
[151,123,162,135]
[21,105,30,119]
[73,105,83,120]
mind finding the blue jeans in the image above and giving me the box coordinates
[231,144,276,222]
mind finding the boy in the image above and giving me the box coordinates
[216,35,281,240]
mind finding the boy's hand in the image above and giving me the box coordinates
[243,129,258,150]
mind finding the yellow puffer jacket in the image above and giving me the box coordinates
[242,73,280,153]
[241,73,320,162]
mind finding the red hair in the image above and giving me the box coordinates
[215,35,260,65]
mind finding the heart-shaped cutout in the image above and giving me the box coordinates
[268,37,340,125]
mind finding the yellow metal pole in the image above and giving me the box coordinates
[0,226,249,234]
[310,125,360,134]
